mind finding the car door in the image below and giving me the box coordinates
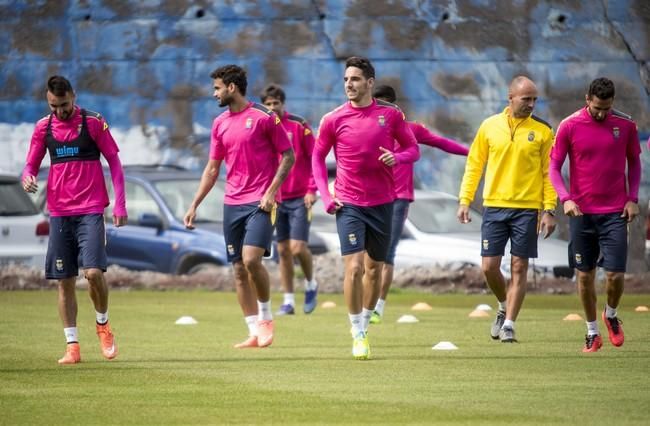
[105,179,176,272]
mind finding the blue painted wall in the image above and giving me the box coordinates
[1,0,649,193]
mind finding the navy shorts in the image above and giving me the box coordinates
[568,213,628,272]
[223,203,274,263]
[481,208,538,258]
[46,214,107,279]
[385,199,410,265]
[276,197,311,243]
[335,202,393,262]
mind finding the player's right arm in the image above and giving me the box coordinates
[457,123,488,216]
[185,119,223,229]
[22,119,48,193]
[312,115,339,214]
[184,158,221,229]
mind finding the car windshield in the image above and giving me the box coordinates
[409,196,482,233]
[155,179,224,222]
[0,180,39,216]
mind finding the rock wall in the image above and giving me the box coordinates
[1,1,649,271]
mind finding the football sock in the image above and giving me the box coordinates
[503,319,515,329]
[605,304,617,319]
[587,320,599,336]
[348,313,363,336]
[375,298,386,316]
[305,278,318,291]
[283,293,295,306]
[64,327,78,344]
[96,310,108,325]
[245,315,258,336]
[258,301,272,321]
[497,301,506,312]
[361,308,373,331]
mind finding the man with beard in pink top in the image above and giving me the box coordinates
[22,75,127,365]
[312,56,419,359]
[550,77,641,353]
[369,85,469,325]
[184,65,294,349]
[261,84,320,316]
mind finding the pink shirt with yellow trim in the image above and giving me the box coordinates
[23,106,126,217]
[209,102,292,205]
[279,111,316,200]
[551,107,640,214]
[314,99,419,209]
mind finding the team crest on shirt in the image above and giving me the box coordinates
[348,233,358,246]
[287,131,293,141]
[527,131,535,142]
[304,128,311,136]
[482,239,489,250]
[103,122,109,131]
[56,258,64,272]
[613,127,620,138]
[575,253,582,265]
[378,115,385,127]
[227,244,235,256]
[245,118,253,129]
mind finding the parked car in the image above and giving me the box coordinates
[36,165,228,274]
[0,173,49,268]
[311,190,573,279]
[35,165,329,274]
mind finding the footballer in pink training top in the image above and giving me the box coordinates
[184,65,294,350]
[550,77,641,353]
[312,56,419,360]
[261,84,320,316]
[22,75,127,365]
[369,84,469,325]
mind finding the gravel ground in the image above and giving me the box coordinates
[3,253,649,294]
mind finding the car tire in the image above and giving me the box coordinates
[187,262,221,274]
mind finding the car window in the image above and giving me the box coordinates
[0,179,38,216]
[155,179,224,222]
[104,180,161,222]
[409,197,482,233]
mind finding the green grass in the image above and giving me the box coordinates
[1,291,649,425]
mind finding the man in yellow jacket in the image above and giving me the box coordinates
[457,76,557,343]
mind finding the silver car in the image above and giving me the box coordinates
[311,190,573,278]
[0,173,49,268]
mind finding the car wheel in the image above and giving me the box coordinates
[187,262,221,274]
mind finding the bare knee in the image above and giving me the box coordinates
[510,257,528,276]
[242,254,262,272]
[84,268,103,283]
[290,241,307,257]
[481,257,502,275]
[278,241,291,259]
[605,271,623,283]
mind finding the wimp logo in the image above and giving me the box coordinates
[55,146,79,158]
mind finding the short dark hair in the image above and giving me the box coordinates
[373,85,396,103]
[210,65,248,96]
[260,83,286,104]
[47,75,74,96]
[345,56,375,80]
[588,77,615,100]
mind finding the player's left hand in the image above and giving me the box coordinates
[378,147,396,167]
[113,215,128,227]
[304,192,317,208]
[539,211,556,239]
[621,201,639,223]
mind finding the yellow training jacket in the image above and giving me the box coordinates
[459,107,557,210]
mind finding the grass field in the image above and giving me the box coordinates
[1,290,649,425]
